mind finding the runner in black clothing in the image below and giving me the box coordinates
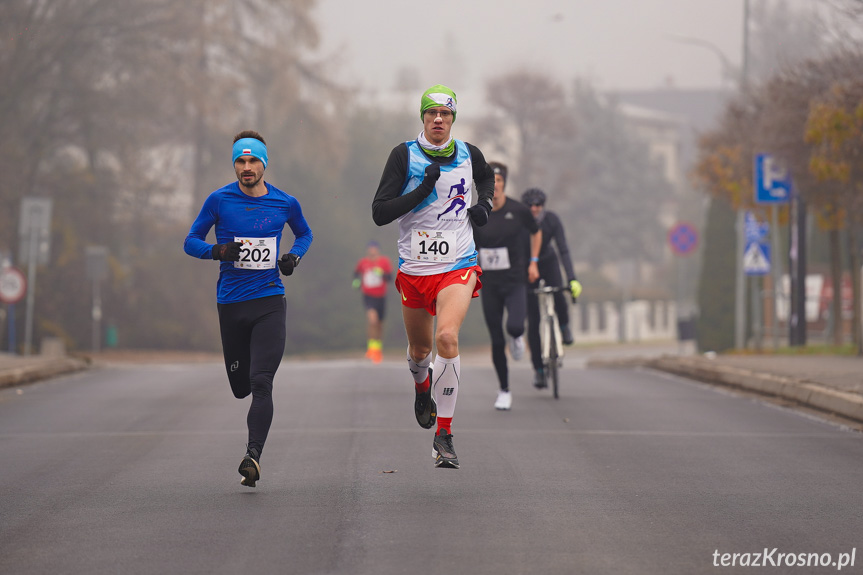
[473,163,541,411]
[521,187,582,389]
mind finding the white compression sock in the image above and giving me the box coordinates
[432,355,460,418]
[407,346,431,385]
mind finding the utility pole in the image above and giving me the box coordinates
[18,198,52,356]
[734,0,751,349]
[789,190,807,346]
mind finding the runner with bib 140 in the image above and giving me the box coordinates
[372,84,494,469]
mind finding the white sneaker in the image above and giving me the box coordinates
[509,335,525,361]
[494,390,512,410]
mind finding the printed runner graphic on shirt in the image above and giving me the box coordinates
[438,178,467,221]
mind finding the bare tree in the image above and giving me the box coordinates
[479,70,573,188]
[0,0,349,352]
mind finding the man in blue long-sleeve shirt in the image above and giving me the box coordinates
[184,130,313,487]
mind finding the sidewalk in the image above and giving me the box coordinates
[588,351,863,427]
[0,352,89,389]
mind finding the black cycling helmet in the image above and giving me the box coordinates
[521,188,546,206]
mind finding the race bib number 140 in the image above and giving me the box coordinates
[410,229,456,263]
[234,237,276,269]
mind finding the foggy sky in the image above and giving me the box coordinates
[313,0,818,95]
[317,0,740,90]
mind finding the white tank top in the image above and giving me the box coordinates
[396,139,479,276]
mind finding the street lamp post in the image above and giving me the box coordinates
[669,1,751,350]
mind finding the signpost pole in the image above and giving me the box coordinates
[23,222,38,356]
[735,211,746,349]
[7,304,14,353]
[19,198,52,356]
[753,154,791,348]
[752,275,763,350]
[770,206,781,348]
[0,263,27,353]
[668,222,698,349]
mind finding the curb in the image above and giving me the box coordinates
[0,357,90,389]
[588,355,863,425]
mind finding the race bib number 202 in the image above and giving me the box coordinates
[410,229,456,263]
[233,237,276,269]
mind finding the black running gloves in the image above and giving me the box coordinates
[212,242,242,261]
[278,253,300,276]
[467,200,491,227]
[419,163,441,197]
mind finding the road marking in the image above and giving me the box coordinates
[0,429,853,439]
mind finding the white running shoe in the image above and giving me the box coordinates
[494,390,512,410]
[509,335,525,361]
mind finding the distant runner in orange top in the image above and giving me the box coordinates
[353,241,393,363]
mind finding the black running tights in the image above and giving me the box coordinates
[217,295,286,456]
[480,282,527,391]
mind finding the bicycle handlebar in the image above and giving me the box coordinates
[532,280,577,303]
[532,285,567,294]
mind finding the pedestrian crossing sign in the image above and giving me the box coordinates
[743,241,770,275]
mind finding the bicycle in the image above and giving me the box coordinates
[532,279,567,399]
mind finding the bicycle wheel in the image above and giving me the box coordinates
[547,318,559,399]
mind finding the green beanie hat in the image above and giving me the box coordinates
[420,84,457,122]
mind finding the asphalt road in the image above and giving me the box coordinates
[1,356,861,575]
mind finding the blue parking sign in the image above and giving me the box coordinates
[755,154,791,204]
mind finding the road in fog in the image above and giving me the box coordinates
[1,356,861,574]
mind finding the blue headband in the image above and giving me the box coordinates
[232,138,268,168]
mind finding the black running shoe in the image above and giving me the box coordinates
[238,445,261,487]
[432,428,459,469]
[533,369,547,389]
[414,367,436,429]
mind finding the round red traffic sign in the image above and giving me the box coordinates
[0,267,27,304]
[668,222,698,256]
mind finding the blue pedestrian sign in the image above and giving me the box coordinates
[754,154,791,204]
[743,212,771,275]
[744,240,770,275]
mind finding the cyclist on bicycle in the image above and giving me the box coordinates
[521,187,582,389]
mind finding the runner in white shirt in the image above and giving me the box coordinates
[372,84,495,469]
